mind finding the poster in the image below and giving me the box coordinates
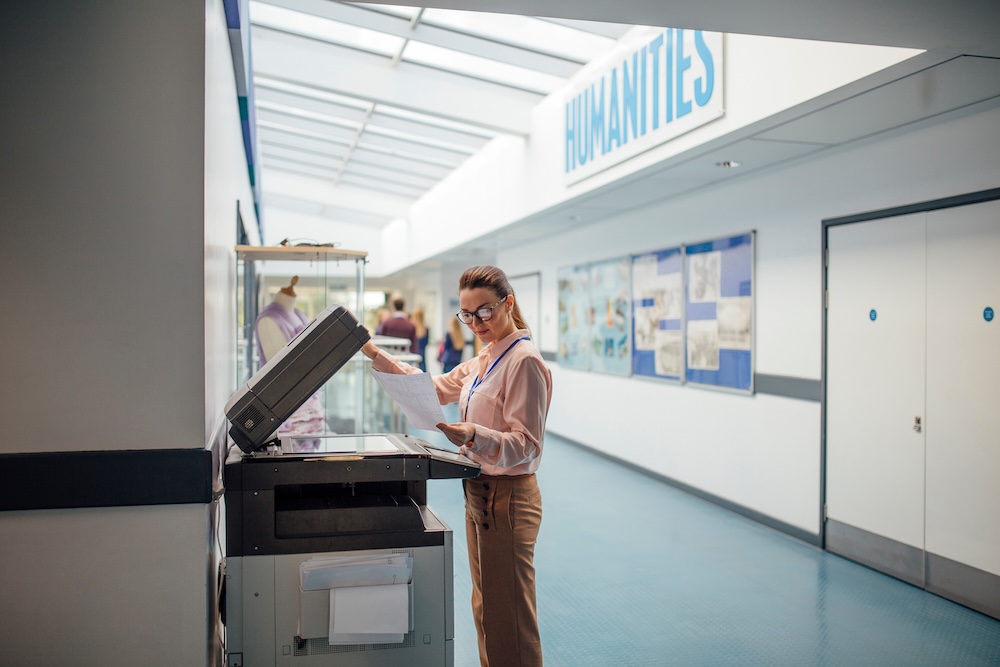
[557,264,591,370]
[685,232,754,391]
[631,247,684,380]
[589,257,631,376]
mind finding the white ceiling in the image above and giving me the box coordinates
[250,1,634,233]
[250,0,1000,284]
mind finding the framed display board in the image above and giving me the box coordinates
[557,264,591,370]
[589,257,632,376]
[684,232,754,391]
[631,246,685,380]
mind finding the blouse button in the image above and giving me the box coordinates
[482,523,489,530]
[483,483,490,491]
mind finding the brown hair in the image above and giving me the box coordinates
[411,306,426,338]
[459,265,529,331]
[448,314,465,349]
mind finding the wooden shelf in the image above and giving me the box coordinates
[236,245,368,262]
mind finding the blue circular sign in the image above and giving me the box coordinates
[986,307,994,322]
[869,309,877,321]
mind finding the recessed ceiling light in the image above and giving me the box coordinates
[717,160,741,168]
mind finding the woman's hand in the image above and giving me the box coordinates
[436,421,476,448]
[361,340,379,360]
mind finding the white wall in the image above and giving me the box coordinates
[0,505,215,666]
[379,34,921,275]
[499,100,1000,535]
[206,0,257,438]
[0,1,254,664]
[0,2,207,452]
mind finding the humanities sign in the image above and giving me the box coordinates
[564,28,724,183]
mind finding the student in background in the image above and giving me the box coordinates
[411,306,429,371]
[439,314,466,373]
[376,297,417,353]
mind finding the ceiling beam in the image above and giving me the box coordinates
[252,27,538,134]
[260,0,587,75]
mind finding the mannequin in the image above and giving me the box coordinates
[256,277,310,363]
[255,276,325,438]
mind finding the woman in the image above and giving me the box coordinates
[411,306,429,371]
[361,265,552,667]
[439,313,466,373]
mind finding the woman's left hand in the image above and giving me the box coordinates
[436,421,476,448]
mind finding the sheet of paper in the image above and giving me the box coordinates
[300,554,412,590]
[329,583,409,643]
[370,369,447,430]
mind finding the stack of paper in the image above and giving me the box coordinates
[299,554,413,645]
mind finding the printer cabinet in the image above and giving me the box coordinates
[226,537,454,667]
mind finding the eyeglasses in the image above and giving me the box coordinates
[456,296,507,324]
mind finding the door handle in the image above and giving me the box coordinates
[913,416,922,433]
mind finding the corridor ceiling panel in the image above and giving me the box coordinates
[249,0,634,234]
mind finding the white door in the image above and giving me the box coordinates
[925,199,1000,576]
[509,272,541,349]
[826,214,927,550]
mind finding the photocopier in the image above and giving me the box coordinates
[223,304,479,667]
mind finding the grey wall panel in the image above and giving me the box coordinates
[826,519,924,588]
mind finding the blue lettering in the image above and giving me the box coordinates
[665,29,674,123]
[676,29,692,118]
[694,30,714,106]
[590,78,606,155]
[639,46,648,135]
[607,67,622,150]
[565,98,575,173]
[622,53,639,143]
[576,92,589,166]
[648,35,662,130]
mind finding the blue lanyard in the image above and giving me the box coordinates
[464,337,530,420]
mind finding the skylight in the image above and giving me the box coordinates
[251,1,404,56]
[403,41,567,94]
[421,8,617,63]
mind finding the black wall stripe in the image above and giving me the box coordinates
[0,449,214,511]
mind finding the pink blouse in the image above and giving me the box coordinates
[370,328,552,476]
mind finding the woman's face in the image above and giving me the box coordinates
[459,287,514,345]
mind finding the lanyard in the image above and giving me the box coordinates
[464,337,530,420]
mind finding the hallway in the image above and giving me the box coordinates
[424,427,1000,666]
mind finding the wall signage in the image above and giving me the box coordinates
[563,28,724,184]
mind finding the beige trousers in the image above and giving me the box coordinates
[464,473,543,667]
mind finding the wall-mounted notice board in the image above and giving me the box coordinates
[589,257,631,376]
[631,246,684,380]
[685,232,754,391]
[557,263,591,370]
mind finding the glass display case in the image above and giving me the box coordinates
[236,245,375,434]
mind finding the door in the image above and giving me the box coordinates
[925,199,1000,578]
[826,213,927,557]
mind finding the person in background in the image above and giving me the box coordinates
[411,306,429,371]
[373,307,390,333]
[376,297,417,353]
[439,313,466,373]
[361,265,551,667]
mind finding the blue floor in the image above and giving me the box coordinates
[421,418,1000,666]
